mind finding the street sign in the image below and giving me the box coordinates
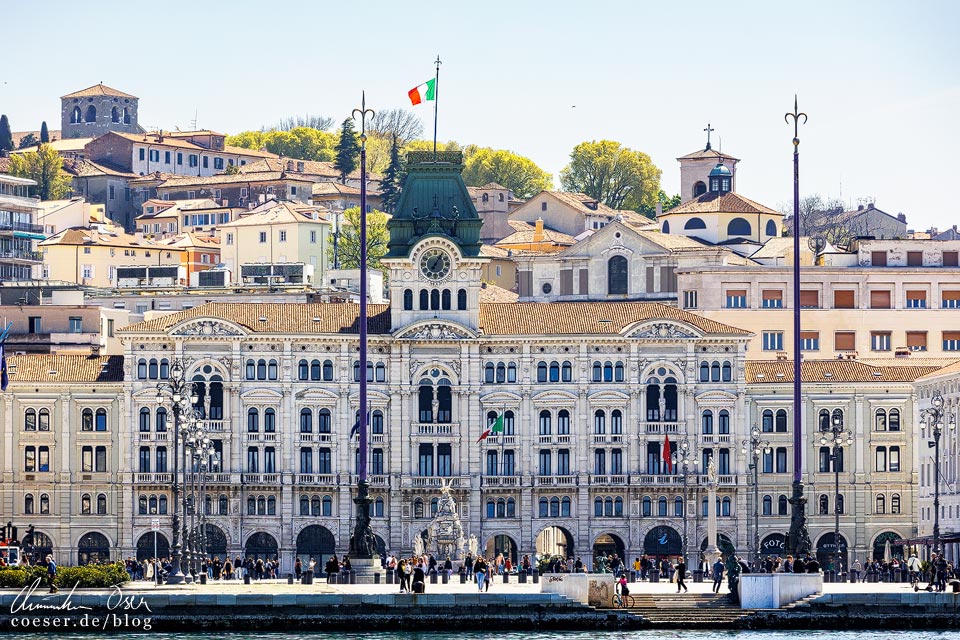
[151,519,161,531]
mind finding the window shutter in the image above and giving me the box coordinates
[906,332,927,349]
[762,289,783,302]
[871,251,887,266]
[559,269,573,295]
[906,290,926,302]
[833,290,855,308]
[942,290,960,301]
[834,332,855,351]
[578,269,589,295]
[799,290,819,308]
[943,331,960,341]
[943,251,958,267]
[870,290,891,309]
[800,331,819,340]
[907,251,923,266]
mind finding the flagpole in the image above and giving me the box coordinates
[433,55,441,158]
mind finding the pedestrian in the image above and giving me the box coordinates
[46,554,59,593]
[712,556,725,593]
[935,554,948,592]
[295,558,303,580]
[412,561,426,593]
[676,556,688,593]
[474,555,488,592]
[223,558,233,581]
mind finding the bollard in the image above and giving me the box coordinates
[649,570,660,583]
[200,574,207,585]
[244,575,251,585]
[386,568,395,584]
[460,572,466,584]
[430,573,438,584]
[951,581,960,593]
[519,571,527,584]
[350,571,357,585]
[532,569,539,584]
[374,573,380,585]
[693,570,703,584]
[503,572,509,584]
[303,570,314,585]
[442,572,449,584]
[287,573,294,585]
[630,570,637,583]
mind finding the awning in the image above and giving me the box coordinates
[894,532,960,546]
[13,231,46,240]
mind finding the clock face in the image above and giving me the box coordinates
[419,248,452,281]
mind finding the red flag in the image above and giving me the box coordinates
[663,433,672,473]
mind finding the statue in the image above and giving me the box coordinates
[412,531,425,558]
[726,555,742,604]
[432,396,440,423]
[468,535,478,557]
[707,459,718,484]
[429,480,464,559]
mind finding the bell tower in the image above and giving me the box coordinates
[382,151,487,333]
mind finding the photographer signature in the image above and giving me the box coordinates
[10,579,152,614]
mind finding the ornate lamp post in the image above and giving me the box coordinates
[742,425,771,569]
[922,392,956,554]
[819,412,853,573]
[673,439,695,570]
[155,359,198,584]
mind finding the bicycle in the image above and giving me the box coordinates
[613,585,635,608]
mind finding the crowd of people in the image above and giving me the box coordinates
[123,555,284,582]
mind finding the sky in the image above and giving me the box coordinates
[4,0,959,231]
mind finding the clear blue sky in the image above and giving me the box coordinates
[4,0,958,231]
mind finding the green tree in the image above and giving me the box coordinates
[328,207,390,275]
[225,130,268,151]
[17,133,38,150]
[369,109,423,145]
[223,163,241,175]
[334,118,360,183]
[40,121,49,143]
[462,147,553,199]
[636,190,682,219]
[379,136,404,214]
[0,115,13,153]
[227,128,338,162]
[9,143,71,200]
[559,140,662,211]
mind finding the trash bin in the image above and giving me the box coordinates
[287,573,294,585]
[386,569,395,584]
[693,570,704,583]
[849,571,858,583]
[244,575,251,585]
[951,580,960,593]
[460,573,466,584]
[532,570,539,584]
[430,573,438,584]
[303,570,314,585]
[649,570,660,583]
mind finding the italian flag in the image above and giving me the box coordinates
[477,412,504,443]
[408,79,436,105]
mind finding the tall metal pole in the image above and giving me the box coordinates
[432,55,441,157]
[743,426,769,569]
[785,97,810,558]
[156,360,191,584]
[820,415,852,573]
[349,93,377,561]
[921,392,954,556]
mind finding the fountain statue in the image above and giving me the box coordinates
[429,479,465,559]
[468,535,478,558]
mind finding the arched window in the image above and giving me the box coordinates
[819,494,829,515]
[484,363,495,383]
[889,408,900,431]
[537,361,548,382]
[311,497,321,516]
[245,359,256,380]
[403,289,413,310]
[538,498,548,517]
[700,362,709,381]
[594,410,606,434]
[39,494,49,514]
[593,361,602,382]
[375,362,386,382]
[419,289,429,310]
[375,497,385,517]
[605,497,614,516]
[693,182,707,197]
[611,410,622,434]
[658,496,668,516]
[322,360,334,381]
[247,408,259,432]
[81,494,91,514]
[318,408,331,433]
[549,361,560,382]
[23,408,36,432]
[457,289,467,310]
[430,289,440,310]
[684,217,708,231]
[876,494,886,514]
[267,496,276,515]
[137,359,147,379]
[538,410,552,435]
[727,217,752,236]
[496,362,506,383]
[561,361,572,382]
[718,410,730,434]
[97,493,107,514]
[614,362,624,382]
[148,359,158,379]
[608,255,628,295]
[765,219,777,237]
[263,409,275,433]
[642,496,652,516]
[137,495,146,515]
[557,410,570,435]
[875,409,887,431]
[775,409,788,432]
[159,359,169,378]
[603,361,613,382]
[762,409,774,432]
[431,498,440,517]
[139,407,151,432]
[441,289,451,310]
[307,359,319,380]
[158,495,167,514]
[300,495,309,515]
[372,410,384,434]
[255,359,266,380]
[297,359,308,380]
[702,410,714,434]
[111,106,120,123]
[256,496,265,515]
[507,363,517,382]
[701,496,709,517]
[267,360,278,380]
[506,497,516,517]
[487,500,496,518]
[81,408,93,431]
[71,106,81,123]
[322,495,333,516]
[123,107,131,125]
[819,409,830,431]
[711,361,721,382]
[778,495,788,515]
[85,105,97,123]
[300,408,313,433]
[762,495,772,515]
[891,493,901,514]
[721,361,732,381]
[721,497,731,516]
[549,497,560,517]
[662,221,670,233]
[674,496,684,516]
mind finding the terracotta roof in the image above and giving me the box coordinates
[0,158,12,173]
[312,182,362,196]
[40,226,183,251]
[479,244,511,258]
[119,301,748,338]
[915,359,960,382]
[155,171,313,189]
[676,148,739,162]
[65,159,138,178]
[61,84,137,99]
[6,355,124,383]
[662,192,780,216]
[746,360,944,384]
[550,191,619,218]
[242,157,383,182]
[107,133,277,158]
[634,229,712,250]
[11,130,63,148]
[478,182,508,190]
[479,302,750,336]
[478,284,518,303]
[496,226,577,247]
[12,138,92,155]
[219,201,329,227]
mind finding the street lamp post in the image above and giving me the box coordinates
[742,426,771,570]
[921,391,956,554]
[673,439,695,571]
[155,359,198,584]
[819,412,853,574]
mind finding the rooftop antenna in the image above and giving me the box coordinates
[190,110,198,131]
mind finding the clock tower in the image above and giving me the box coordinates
[382,151,487,333]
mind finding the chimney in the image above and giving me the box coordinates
[533,218,545,243]
[857,204,864,211]
[656,201,663,217]
[897,213,906,223]
[867,202,874,210]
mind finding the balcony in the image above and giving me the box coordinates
[483,435,517,446]
[699,434,733,445]
[534,475,577,487]
[245,432,279,443]
[414,423,458,436]
[203,472,241,484]
[0,249,43,263]
[345,474,390,487]
[537,435,572,445]
[635,474,685,486]
[295,473,337,486]
[590,474,628,486]
[134,473,172,484]
[402,476,466,489]
[297,432,334,444]
[203,420,226,432]
[592,434,625,445]
[0,219,44,234]
[481,475,521,488]
[242,473,280,485]
[138,431,169,442]
[641,422,682,435]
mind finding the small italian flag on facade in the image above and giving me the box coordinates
[477,412,504,443]
[408,78,436,105]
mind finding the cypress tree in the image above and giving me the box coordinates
[0,115,13,153]
[379,135,404,214]
[40,121,49,143]
[333,118,360,184]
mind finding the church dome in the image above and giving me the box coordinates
[709,162,732,177]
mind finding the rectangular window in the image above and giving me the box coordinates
[870,290,891,309]
[95,446,107,472]
[907,331,927,351]
[189,155,198,167]
[833,290,855,309]
[259,231,267,243]
[436,444,452,476]
[318,448,332,474]
[202,156,209,169]
[799,290,820,308]
[82,446,93,472]
[279,230,287,242]
[418,444,433,477]
[69,316,83,333]
[683,290,698,309]
[834,331,856,351]
[725,289,747,308]
[247,447,259,473]
[942,291,960,308]
[214,157,223,170]
[538,450,551,475]
[944,251,959,267]
[889,447,900,472]
[164,151,171,164]
[907,251,923,267]
[309,230,316,243]
[177,152,183,165]
[944,331,960,351]
[761,290,783,308]
[226,233,233,245]
[871,331,891,351]
[776,447,787,473]
[762,331,783,351]
[871,251,887,266]
[38,446,49,472]
[906,290,927,308]
[800,331,820,351]
[138,148,145,161]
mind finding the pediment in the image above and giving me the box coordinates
[171,318,246,338]
[624,320,702,340]
[394,319,477,341]
[295,389,340,402]
[696,390,738,404]
[531,389,578,405]
[480,391,523,405]
[240,388,283,401]
[347,390,391,405]
[588,390,630,403]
